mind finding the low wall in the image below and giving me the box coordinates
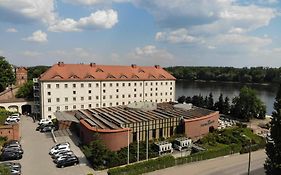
[0,124,20,140]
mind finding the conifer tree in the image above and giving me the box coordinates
[265,84,281,174]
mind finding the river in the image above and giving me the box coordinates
[175,80,279,115]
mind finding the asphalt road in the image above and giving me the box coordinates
[147,150,266,175]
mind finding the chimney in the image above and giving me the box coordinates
[131,64,137,68]
[154,65,160,69]
[90,63,96,67]
[58,62,64,67]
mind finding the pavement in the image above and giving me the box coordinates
[146,149,266,175]
[18,115,103,175]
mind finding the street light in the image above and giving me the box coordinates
[242,134,251,175]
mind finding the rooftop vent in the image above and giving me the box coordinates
[131,64,137,68]
[90,63,96,67]
[154,65,160,69]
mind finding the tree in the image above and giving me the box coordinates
[265,84,281,174]
[0,164,11,175]
[27,66,49,80]
[207,92,214,109]
[185,96,192,103]
[177,96,186,103]
[15,80,34,99]
[230,86,266,121]
[223,97,230,115]
[214,93,224,112]
[0,56,15,92]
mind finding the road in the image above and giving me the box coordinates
[147,150,266,175]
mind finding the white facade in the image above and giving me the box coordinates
[40,80,175,119]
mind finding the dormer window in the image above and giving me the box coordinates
[119,74,128,79]
[96,68,104,72]
[69,74,79,79]
[106,74,116,79]
[131,74,139,79]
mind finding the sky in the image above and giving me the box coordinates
[0,0,281,67]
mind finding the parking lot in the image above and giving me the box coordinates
[19,116,99,175]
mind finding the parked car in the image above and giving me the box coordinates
[49,146,70,155]
[40,125,54,132]
[0,162,21,175]
[10,168,21,175]
[7,116,20,121]
[36,123,54,131]
[2,147,24,155]
[56,156,79,168]
[39,119,52,125]
[2,143,21,149]
[10,113,20,117]
[54,154,76,164]
[51,142,70,150]
[52,150,73,159]
[3,140,21,147]
[4,120,18,125]
[0,151,22,161]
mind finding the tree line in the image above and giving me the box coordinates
[177,86,266,121]
[165,66,281,84]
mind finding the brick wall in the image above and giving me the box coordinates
[184,111,219,139]
[0,124,20,140]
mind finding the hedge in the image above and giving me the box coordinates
[108,155,175,175]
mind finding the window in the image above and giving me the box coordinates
[170,87,172,90]
[122,102,125,105]
[103,83,106,87]
[88,96,92,100]
[116,89,119,92]
[128,94,131,98]
[165,92,168,95]
[73,91,76,94]
[140,94,142,97]
[65,106,68,110]
[122,94,125,98]
[47,84,51,89]
[145,83,148,86]
[96,96,99,100]
[48,92,51,96]
[116,83,119,87]
[88,83,92,88]
[73,105,76,109]
[57,106,60,111]
[134,83,137,86]
[110,83,112,87]
[150,88,153,91]
[122,83,125,87]
[81,83,84,88]
[150,93,153,96]
[96,83,99,87]
[96,104,99,107]
[156,82,158,86]
[64,84,68,88]
[88,104,92,108]
[81,105,84,109]
[156,88,158,91]
[56,98,60,102]
[151,82,153,86]
[166,82,168,85]
[140,83,142,86]
[160,93,162,96]
[116,102,119,105]
[170,82,173,85]
[145,93,147,97]
[161,82,163,85]
[73,97,76,101]
[116,95,119,98]
[103,96,106,99]
[48,98,51,103]
[81,97,84,101]
[155,93,158,96]
[110,95,112,99]
[48,107,51,111]
[170,92,172,95]
[110,103,112,106]
[128,83,131,86]
[73,84,76,88]
[103,103,106,107]
[134,89,136,92]
[103,89,106,93]
[56,84,59,88]
[134,94,136,97]
[88,90,91,94]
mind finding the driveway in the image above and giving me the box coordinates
[19,116,98,175]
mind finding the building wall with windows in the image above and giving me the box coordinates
[39,62,176,119]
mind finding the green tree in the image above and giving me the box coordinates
[177,96,186,103]
[27,66,49,80]
[207,92,214,109]
[231,86,266,121]
[214,93,224,112]
[265,84,281,174]
[185,96,192,103]
[223,97,230,115]
[0,56,15,92]
[15,80,34,99]
[0,164,11,175]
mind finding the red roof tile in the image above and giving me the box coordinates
[39,62,176,81]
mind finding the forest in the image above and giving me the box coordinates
[165,66,281,83]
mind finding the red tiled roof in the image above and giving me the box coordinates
[39,62,176,81]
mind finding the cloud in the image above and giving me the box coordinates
[131,45,174,66]
[0,0,56,24]
[48,9,118,32]
[63,0,129,5]
[6,28,18,33]
[22,30,48,43]
[0,50,3,55]
[155,28,202,44]
[22,51,42,57]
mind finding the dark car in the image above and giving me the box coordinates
[56,156,79,168]
[0,151,22,161]
[0,162,21,169]
[2,147,24,155]
[3,140,21,147]
[40,125,54,132]
[36,123,54,131]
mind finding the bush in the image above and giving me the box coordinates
[108,156,175,175]
[0,109,13,125]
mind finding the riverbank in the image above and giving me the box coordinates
[177,79,274,86]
